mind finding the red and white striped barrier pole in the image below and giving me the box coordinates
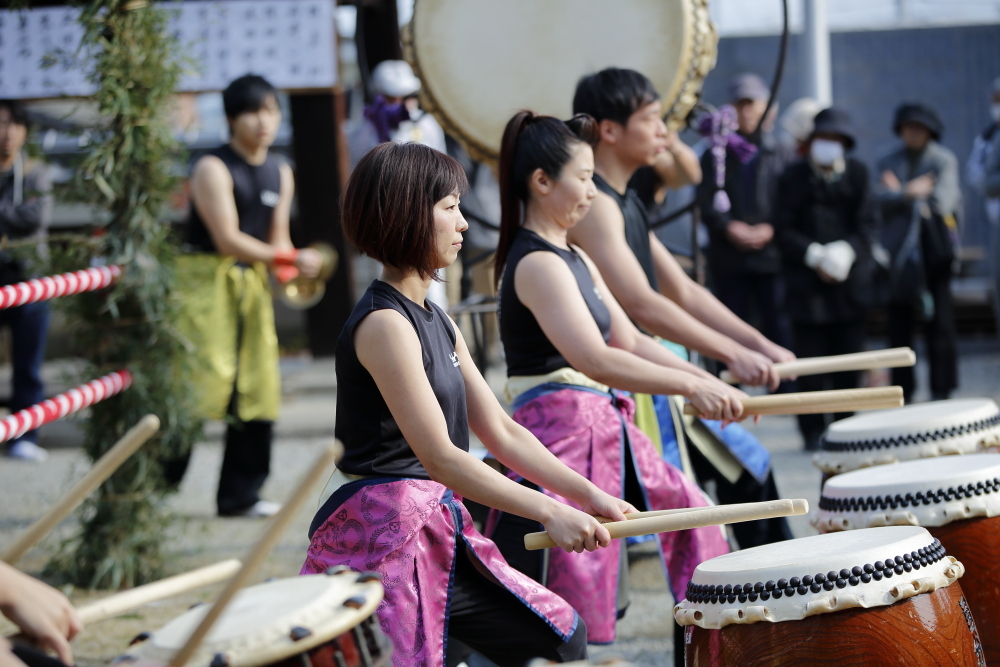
[0,265,121,311]
[0,370,133,444]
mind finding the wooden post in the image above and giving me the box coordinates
[288,92,353,356]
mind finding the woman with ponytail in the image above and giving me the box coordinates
[301,142,637,666]
[488,111,740,645]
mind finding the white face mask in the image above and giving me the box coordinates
[810,138,844,167]
[991,103,1000,124]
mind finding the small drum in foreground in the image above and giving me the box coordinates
[674,526,982,666]
[813,398,1000,476]
[120,569,391,667]
[814,453,1000,664]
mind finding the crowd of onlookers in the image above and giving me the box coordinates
[677,73,1000,449]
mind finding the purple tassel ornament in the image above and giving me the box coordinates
[698,105,757,214]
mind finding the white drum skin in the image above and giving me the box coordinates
[813,398,1000,475]
[403,0,717,165]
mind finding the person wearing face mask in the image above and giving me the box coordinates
[773,108,877,450]
[173,75,324,517]
[967,77,1000,324]
[876,103,961,403]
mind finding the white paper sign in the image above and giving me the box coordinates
[0,0,337,99]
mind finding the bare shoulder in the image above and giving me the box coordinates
[515,248,575,283]
[354,308,420,358]
[190,154,231,186]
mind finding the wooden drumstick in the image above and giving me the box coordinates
[524,499,809,551]
[721,347,916,384]
[168,441,343,667]
[75,559,242,625]
[682,386,904,417]
[2,414,160,566]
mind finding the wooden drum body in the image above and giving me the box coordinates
[120,570,392,667]
[403,0,717,167]
[813,398,1000,478]
[674,527,982,667]
[815,453,1000,665]
[685,582,978,666]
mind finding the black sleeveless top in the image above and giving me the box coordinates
[593,173,659,290]
[335,280,469,479]
[186,144,283,253]
[498,228,612,377]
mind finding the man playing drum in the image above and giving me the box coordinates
[567,69,792,548]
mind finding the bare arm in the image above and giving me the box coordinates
[655,134,702,189]
[268,162,295,249]
[190,155,282,264]
[514,250,743,420]
[649,232,792,363]
[455,318,635,522]
[355,309,621,552]
[569,195,786,386]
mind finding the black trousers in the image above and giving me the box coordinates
[887,269,958,402]
[216,419,272,515]
[11,644,68,667]
[792,320,866,446]
[445,546,588,667]
[0,300,50,446]
[687,445,792,549]
[713,272,793,352]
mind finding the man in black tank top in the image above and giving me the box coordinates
[569,69,794,557]
[173,75,323,518]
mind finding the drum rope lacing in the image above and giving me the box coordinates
[819,477,1000,512]
[820,413,1000,452]
[684,538,946,605]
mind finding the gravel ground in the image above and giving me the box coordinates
[2,338,999,666]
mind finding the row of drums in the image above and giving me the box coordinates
[676,397,1000,666]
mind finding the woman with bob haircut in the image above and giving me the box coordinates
[301,142,636,666]
[487,111,740,645]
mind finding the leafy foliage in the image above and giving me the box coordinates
[42,0,204,589]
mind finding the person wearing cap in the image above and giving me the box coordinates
[773,108,877,450]
[348,60,445,168]
[876,102,961,402]
[696,73,793,371]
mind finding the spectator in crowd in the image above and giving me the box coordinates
[774,108,877,450]
[876,103,961,402]
[348,60,446,169]
[0,100,53,463]
[696,74,792,365]
[966,77,1000,319]
[777,97,822,158]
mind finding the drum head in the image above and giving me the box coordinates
[674,526,964,629]
[815,453,1000,530]
[127,572,384,667]
[814,398,1000,474]
[404,0,717,165]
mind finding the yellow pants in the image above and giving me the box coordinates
[175,255,281,422]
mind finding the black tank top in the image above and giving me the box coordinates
[336,280,469,479]
[593,173,659,290]
[498,228,611,377]
[186,144,282,253]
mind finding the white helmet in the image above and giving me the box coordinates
[371,60,421,98]
[780,97,823,143]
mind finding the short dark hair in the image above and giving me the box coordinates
[572,68,659,126]
[495,111,599,287]
[343,143,468,280]
[0,100,31,128]
[222,75,278,119]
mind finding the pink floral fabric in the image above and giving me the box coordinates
[301,478,578,667]
[497,387,729,644]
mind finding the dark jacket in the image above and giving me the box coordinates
[0,156,52,285]
[697,134,787,276]
[774,158,877,325]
